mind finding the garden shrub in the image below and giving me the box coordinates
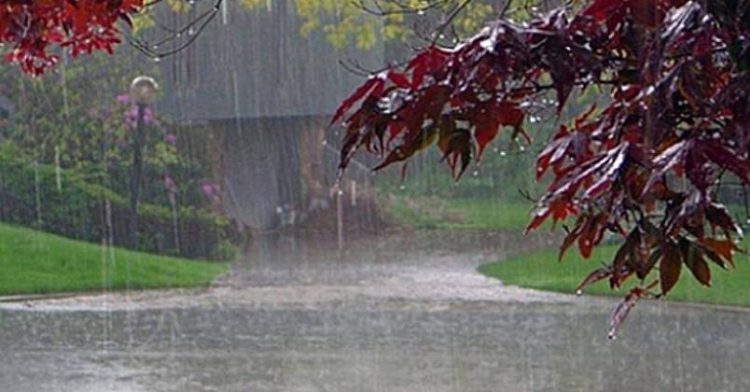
[0,150,237,261]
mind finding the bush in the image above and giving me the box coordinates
[0,151,237,261]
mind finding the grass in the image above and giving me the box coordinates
[0,223,228,296]
[386,195,535,230]
[479,240,750,307]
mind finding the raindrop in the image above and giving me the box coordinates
[33,161,43,235]
[169,194,180,253]
[321,140,328,146]
[493,147,499,153]
[399,185,406,190]
[576,289,583,296]
[417,9,425,16]
[54,146,62,192]
[472,170,479,177]
[500,151,507,157]
[519,145,526,152]
[153,56,161,63]
[188,27,196,36]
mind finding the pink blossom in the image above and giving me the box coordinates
[142,107,159,126]
[201,184,216,197]
[163,175,177,194]
[116,94,132,104]
[201,182,221,203]
[123,105,138,129]
[164,133,177,145]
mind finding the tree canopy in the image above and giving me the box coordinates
[0,0,512,74]
[239,0,500,50]
[0,0,144,74]
[334,0,750,337]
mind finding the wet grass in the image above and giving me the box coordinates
[387,196,534,230]
[479,240,750,307]
[0,223,228,296]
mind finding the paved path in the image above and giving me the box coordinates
[0,230,749,391]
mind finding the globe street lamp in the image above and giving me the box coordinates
[128,76,158,248]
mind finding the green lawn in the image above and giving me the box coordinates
[479,241,750,307]
[386,196,534,230]
[0,223,228,296]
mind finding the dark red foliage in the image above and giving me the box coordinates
[335,0,750,336]
[0,0,143,74]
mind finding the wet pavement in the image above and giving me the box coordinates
[0,230,749,391]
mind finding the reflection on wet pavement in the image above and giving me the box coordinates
[1,231,749,391]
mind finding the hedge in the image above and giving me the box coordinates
[0,152,237,261]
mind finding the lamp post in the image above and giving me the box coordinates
[128,76,158,248]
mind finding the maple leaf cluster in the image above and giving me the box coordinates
[335,0,750,336]
[0,0,143,74]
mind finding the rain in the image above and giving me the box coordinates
[0,1,749,391]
